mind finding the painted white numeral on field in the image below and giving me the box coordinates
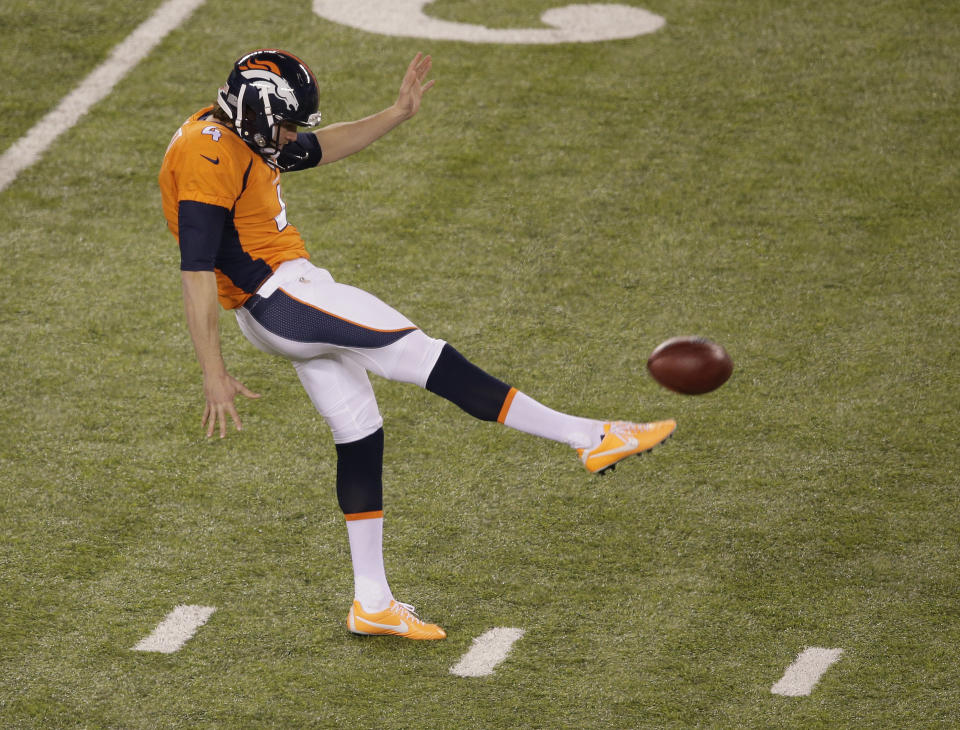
[450,627,525,677]
[771,647,844,696]
[313,1,665,44]
[132,605,216,654]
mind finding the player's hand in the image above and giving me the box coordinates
[395,52,434,120]
[201,372,261,439]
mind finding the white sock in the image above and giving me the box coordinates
[501,391,604,449]
[345,515,393,612]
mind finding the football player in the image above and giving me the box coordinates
[159,49,675,640]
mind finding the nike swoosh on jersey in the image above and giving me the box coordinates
[355,616,409,633]
[201,154,220,165]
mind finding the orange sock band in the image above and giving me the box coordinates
[497,387,519,424]
[344,510,384,521]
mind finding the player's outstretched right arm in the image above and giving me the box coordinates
[313,53,434,165]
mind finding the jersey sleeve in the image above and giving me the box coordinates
[174,125,246,208]
[178,200,228,271]
[275,132,323,172]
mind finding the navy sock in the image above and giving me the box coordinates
[425,344,513,422]
[335,428,384,515]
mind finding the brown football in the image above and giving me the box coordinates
[647,336,733,394]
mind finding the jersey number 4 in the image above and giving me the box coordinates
[273,179,288,231]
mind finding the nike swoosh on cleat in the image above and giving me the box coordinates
[355,616,409,633]
[594,437,640,459]
[201,154,220,165]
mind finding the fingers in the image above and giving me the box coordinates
[203,404,217,439]
[406,52,432,85]
[203,404,226,439]
[416,53,431,77]
[406,52,422,76]
[397,53,433,119]
[201,393,253,439]
[202,403,214,438]
[418,56,432,87]
[204,404,241,439]
[226,403,243,436]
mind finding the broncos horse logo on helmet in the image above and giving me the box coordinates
[217,49,322,157]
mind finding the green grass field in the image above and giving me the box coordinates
[1,0,958,727]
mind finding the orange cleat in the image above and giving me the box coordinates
[347,599,447,640]
[577,420,676,475]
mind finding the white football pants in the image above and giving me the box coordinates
[235,258,446,443]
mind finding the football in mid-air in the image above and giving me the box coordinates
[647,336,733,394]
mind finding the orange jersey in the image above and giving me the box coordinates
[159,107,310,309]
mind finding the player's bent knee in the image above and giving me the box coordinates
[326,407,384,445]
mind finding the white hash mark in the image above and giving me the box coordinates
[132,605,216,654]
[771,647,844,696]
[450,627,525,677]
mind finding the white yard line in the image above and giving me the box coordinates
[771,647,844,696]
[0,0,206,193]
[132,605,216,654]
[450,627,525,677]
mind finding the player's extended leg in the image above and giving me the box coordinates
[291,354,446,640]
[235,259,675,474]
[348,333,677,474]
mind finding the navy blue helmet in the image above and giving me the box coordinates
[217,49,321,156]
